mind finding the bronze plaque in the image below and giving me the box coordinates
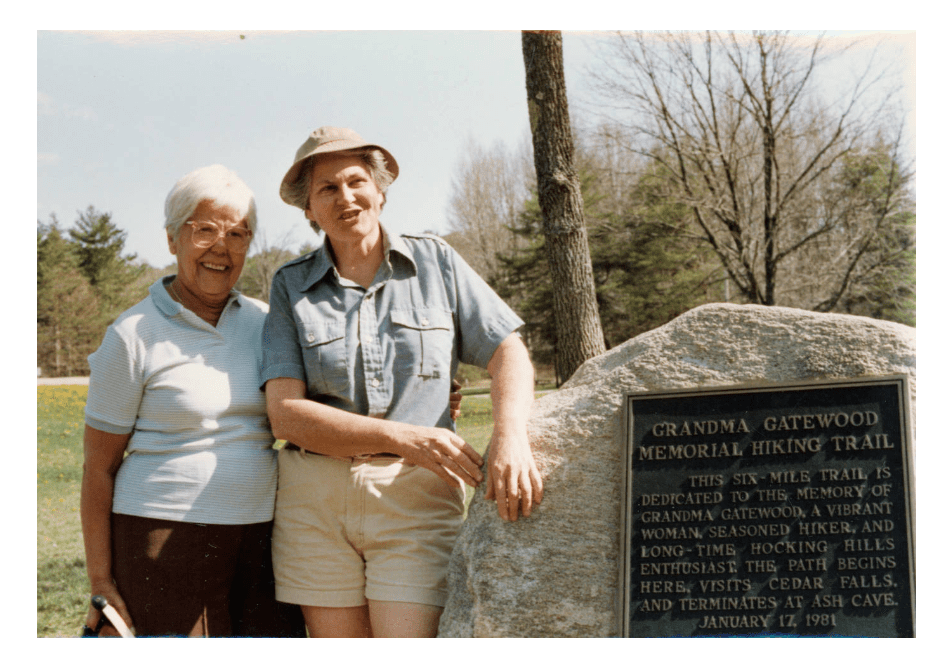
[622,376,915,637]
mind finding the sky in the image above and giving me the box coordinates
[37,28,916,269]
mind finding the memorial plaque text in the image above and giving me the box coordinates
[622,377,915,637]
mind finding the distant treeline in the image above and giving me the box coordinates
[36,207,309,377]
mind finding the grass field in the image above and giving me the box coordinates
[36,384,498,638]
[37,386,93,638]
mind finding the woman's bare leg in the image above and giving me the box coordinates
[300,605,371,638]
[368,600,443,638]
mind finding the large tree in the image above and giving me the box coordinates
[588,31,913,313]
[522,30,605,383]
[494,149,722,370]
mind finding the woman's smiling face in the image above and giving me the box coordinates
[304,154,384,246]
[168,199,250,307]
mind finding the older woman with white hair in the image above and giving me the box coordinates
[262,127,544,638]
[80,165,306,637]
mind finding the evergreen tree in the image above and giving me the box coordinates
[37,219,103,376]
[37,208,149,376]
[587,165,722,347]
[69,206,143,314]
[493,162,722,373]
[818,144,916,325]
[491,197,557,370]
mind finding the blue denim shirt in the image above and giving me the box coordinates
[260,228,524,430]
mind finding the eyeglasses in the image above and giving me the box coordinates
[184,221,253,250]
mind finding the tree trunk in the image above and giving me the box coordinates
[54,324,62,376]
[522,30,606,384]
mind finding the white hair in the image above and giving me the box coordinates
[164,164,257,240]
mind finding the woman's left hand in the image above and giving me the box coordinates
[482,333,543,522]
[484,429,544,522]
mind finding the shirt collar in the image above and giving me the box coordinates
[298,224,417,292]
[386,230,418,275]
[299,235,337,291]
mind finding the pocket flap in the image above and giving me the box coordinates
[299,319,345,347]
[390,308,452,331]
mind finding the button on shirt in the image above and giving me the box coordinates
[260,228,524,430]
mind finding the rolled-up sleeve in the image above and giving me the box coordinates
[260,269,308,388]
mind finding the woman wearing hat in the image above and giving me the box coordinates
[261,127,544,637]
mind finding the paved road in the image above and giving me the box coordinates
[37,377,90,385]
[37,377,556,393]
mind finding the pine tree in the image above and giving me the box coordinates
[69,206,143,314]
[817,144,916,325]
[587,165,723,347]
[37,219,103,376]
[37,208,149,377]
[491,197,557,371]
[493,162,722,375]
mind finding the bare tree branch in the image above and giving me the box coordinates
[586,30,911,312]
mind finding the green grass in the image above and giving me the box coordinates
[37,386,90,638]
[36,385,507,638]
[455,393,495,454]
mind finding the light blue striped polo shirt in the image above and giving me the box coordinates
[84,277,277,525]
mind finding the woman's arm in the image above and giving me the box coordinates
[80,425,135,635]
[483,333,544,521]
[266,378,484,489]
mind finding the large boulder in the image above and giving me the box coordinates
[437,303,916,637]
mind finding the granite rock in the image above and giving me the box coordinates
[437,303,915,637]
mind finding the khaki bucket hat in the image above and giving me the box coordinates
[279,126,399,208]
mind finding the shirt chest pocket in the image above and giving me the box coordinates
[299,319,349,395]
[389,308,454,379]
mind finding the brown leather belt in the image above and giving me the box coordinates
[284,443,401,461]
